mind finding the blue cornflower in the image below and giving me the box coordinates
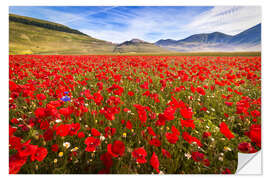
[61,95,71,102]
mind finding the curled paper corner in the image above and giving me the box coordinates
[236,150,262,174]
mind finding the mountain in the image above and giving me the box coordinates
[229,23,261,45]
[155,39,178,46]
[9,14,116,55]
[155,24,261,52]
[113,39,171,53]
[177,32,233,44]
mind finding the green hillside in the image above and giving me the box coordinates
[113,41,171,54]
[9,14,115,55]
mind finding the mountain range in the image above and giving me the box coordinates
[155,24,261,52]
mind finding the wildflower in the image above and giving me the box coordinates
[192,151,204,162]
[91,128,101,137]
[245,124,261,148]
[107,140,125,157]
[162,149,171,159]
[165,132,179,144]
[218,157,223,161]
[84,137,100,152]
[150,152,160,173]
[184,153,191,159]
[58,152,64,157]
[224,146,232,151]
[71,147,79,152]
[31,147,48,162]
[51,144,59,152]
[238,142,256,153]
[55,119,62,123]
[100,135,105,141]
[219,122,234,140]
[63,142,70,149]
[61,95,71,102]
[132,147,147,164]
[203,132,211,138]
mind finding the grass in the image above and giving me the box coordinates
[9,20,115,55]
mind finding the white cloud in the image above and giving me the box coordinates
[185,6,261,35]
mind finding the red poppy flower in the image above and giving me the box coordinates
[43,128,54,141]
[18,141,38,157]
[91,128,101,137]
[203,159,210,167]
[77,131,85,138]
[238,142,256,153]
[40,120,49,130]
[180,107,193,119]
[107,140,125,157]
[162,148,171,159]
[51,144,59,152]
[165,132,179,144]
[31,147,48,162]
[59,107,73,119]
[126,120,132,130]
[9,125,17,137]
[104,127,116,138]
[132,147,147,164]
[84,137,100,152]
[171,125,180,136]
[162,106,176,121]
[180,119,195,129]
[251,110,260,118]
[147,127,156,137]
[9,136,21,150]
[192,151,204,162]
[9,153,27,174]
[56,124,70,137]
[225,102,233,106]
[35,107,46,118]
[150,152,160,173]
[156,113,166,126]
[149,138,161,147]
[36,93,46,100]
[128,91,134,96]
[203,132,211,138]
[182,132,202,147]
[68,123,80,136]
[245,124,261,148]
[222,168,232,174]
[219,122,234,140]
[196,87,205,95]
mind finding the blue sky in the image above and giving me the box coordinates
[9,6,261,43]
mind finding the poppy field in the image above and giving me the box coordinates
[9,55,261,174]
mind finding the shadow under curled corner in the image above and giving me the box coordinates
[236,151,262,174]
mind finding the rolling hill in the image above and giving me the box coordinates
[155,24,261,52]
[9,14,116,55]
